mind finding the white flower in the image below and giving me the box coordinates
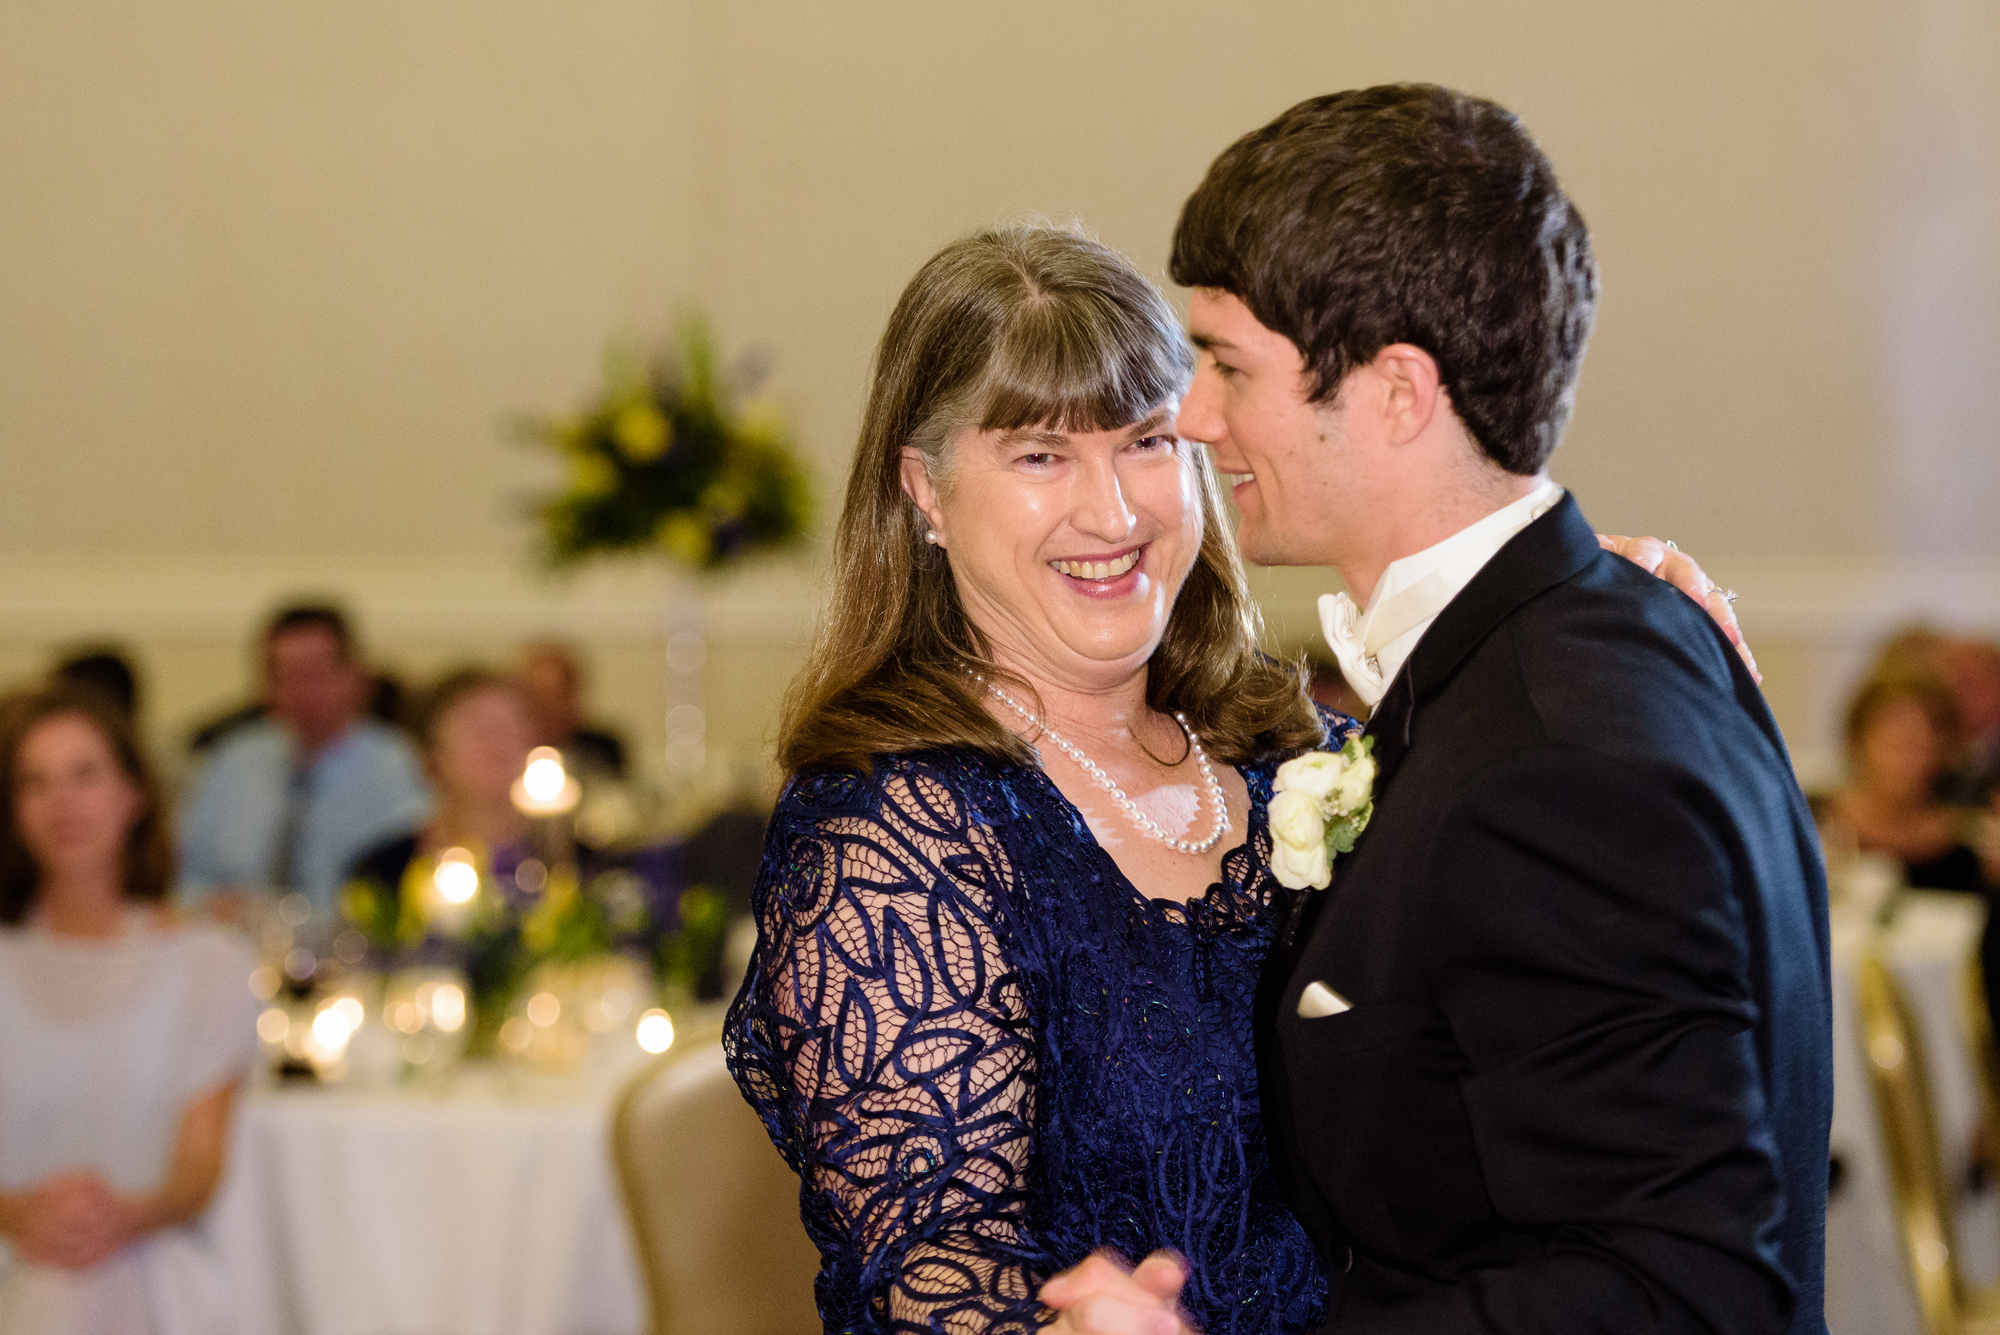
[1267,788,1332,890]
[1269,823,1334,890]
[1331,749,1377,813]
[1267,736,1378,887]
[1274,751,1344,803]
[1268,786,1326,849]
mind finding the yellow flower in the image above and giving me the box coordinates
[395,857,434,944]
[568,452,620,499]
[657,511,713,565]
[736,399,787,446]
[521,867,578,955]
[611,402,671,463]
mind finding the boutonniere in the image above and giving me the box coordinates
[1267,734,1378,891]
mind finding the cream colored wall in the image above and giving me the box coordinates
[2,0,1997,801]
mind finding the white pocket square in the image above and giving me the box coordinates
[1297,981,1352,1018]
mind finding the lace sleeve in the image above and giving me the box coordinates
[727,761,1049,1335]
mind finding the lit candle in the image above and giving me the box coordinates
[427,847,480,935]
[511,747,581,817]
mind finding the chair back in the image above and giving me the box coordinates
[1961,954,2000,1133]
[1858,952,1967,1335]
[611,1031,823,1335]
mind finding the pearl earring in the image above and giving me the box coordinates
[925,530,940,545]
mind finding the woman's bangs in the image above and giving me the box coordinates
[973,300,1192,437]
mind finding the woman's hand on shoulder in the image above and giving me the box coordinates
[1597,534,1760,684]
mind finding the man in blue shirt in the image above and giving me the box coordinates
[179,605,430,919]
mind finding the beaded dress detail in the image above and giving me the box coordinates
[725,713,1357,1335]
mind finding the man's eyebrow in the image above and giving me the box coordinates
[1189,331,1236,353]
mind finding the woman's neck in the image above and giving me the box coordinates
[427,796,527,853]
[985,652,1172,755]
[35,870,130,939]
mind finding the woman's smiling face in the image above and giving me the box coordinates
[901,406,1205,692]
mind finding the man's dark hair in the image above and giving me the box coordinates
[1170,83,1597,475]
[53,647,140,721]
[263,602,356,660]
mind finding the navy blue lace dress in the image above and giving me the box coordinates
[725,718,1357,1335]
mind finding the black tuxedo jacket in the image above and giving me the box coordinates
[1258,495,1831,1335]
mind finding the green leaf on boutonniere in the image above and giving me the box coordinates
[1324,803,1373,855]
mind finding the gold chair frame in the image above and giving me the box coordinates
[1856,953,2000,1335]
[1960,955,2000,1159]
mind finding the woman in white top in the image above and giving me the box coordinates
[0,686,257,1335]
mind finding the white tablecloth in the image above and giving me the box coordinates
[208,1074,646,1335]
[1828,894,2000,1335]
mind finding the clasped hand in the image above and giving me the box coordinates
[9,1170,137,1269]
[1040,1249,1199,1335]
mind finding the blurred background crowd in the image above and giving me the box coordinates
[17,605,761,922]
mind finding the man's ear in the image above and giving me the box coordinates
[898,449,945,541]
[1369,343,1445,447]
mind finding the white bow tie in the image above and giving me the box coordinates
[1318,570,1459,711]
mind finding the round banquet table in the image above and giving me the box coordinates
[1828,892,2000,1335]
[207,1067,648,1335]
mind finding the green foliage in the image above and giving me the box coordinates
[1323,734,1376,855]
[522,868,615,963]
[339,861,658,1036]
[658,884,729,998]
[339,877,404,947]
[523,315,813,571]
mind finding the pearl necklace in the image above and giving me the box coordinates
[979,676,1232,855]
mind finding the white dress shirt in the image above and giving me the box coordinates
[178,717,432,916]
[1321,479,1565,711]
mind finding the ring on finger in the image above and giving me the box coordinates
[1663,539,1679,551]
[1711,587,1738,605]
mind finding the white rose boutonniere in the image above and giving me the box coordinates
[1268,734,1378,891]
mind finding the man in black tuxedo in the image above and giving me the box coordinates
[1043,85,1831,1334]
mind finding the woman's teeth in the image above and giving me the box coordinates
[1223,472,1253,488]
[1051,551,1141,580]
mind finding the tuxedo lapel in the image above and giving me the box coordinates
[1361,663,1416,791]
[1360,494,1602,799]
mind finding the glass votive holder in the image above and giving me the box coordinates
[381,967,472,1082]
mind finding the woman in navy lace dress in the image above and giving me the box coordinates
[725,227,1739,1335]
[726,226,1336,1335]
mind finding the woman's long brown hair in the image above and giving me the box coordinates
[778,225,1324,775]
[0,685,175,923]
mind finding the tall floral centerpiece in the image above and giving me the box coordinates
[524,314,810,775]
[524,317,812,784]
[525,317,812,572]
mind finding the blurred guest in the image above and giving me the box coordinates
[0,687,257,1335]
[518,641,627,780]
[346,668,540,909]
[51,649,140,729]
[188,667,408,757]
[1868,623,1949,682]
[184,699,262,757]
[1943,638,2000,806]
[179,604,429,919]
[367,670,409,731]
[1821,674,1988,891]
